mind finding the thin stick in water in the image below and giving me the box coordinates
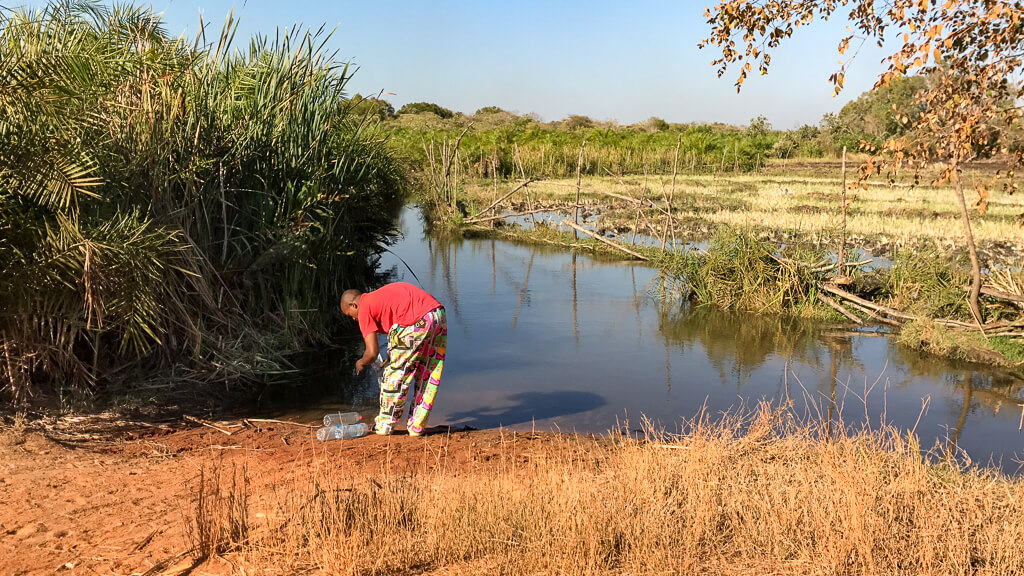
[574,140,587,239]
[562,220,649,261]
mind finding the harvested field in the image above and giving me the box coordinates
[452,164,1024,259]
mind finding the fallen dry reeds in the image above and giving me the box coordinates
[186,405,1024,576]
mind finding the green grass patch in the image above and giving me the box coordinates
[885,249,972,322]
[654,228,831,318]
[896,320,1022,367]
[987,336,1024,363]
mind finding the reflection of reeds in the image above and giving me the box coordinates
[656,302,829,380]
[189,405,1024,574]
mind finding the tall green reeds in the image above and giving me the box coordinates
[388,115,773,181]
[0,2,402,402]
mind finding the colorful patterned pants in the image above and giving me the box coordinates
[375,307,447,435]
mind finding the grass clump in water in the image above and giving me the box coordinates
[656,228,830,317]
[885,248,972,321]
[988,336,1024,363]
[896,319,1024,366]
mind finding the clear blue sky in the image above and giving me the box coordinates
[141,0,890,128]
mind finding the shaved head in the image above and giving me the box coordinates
[340,289,362,319]
[341,289,361,306]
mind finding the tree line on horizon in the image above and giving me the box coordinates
[345,73,990,173]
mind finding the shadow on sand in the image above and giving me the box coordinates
[444,390,606,430]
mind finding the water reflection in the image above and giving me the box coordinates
[657,304,830,382]
[281,207,1023,473]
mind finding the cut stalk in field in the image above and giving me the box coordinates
[562,220,648,261]
[491,147,499,205]
[473,180,535,218]
[837,146,847,277]
[440,124,472,216]
[534,177,647,206]
[465,209,550,224]
[659,180,672,250]
[669,135,681,251]
[631,163,650,245]
[574,139,586,239]
[514,143,537,228]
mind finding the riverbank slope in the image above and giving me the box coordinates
[2,409,1022,575]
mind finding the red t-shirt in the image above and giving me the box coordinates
[358,282,442,337]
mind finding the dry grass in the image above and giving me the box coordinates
[191,406,1024,576]
[0,412,27,447]
[457,166,1024,254]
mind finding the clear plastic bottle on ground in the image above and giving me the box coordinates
[323,411,363,427]
[316,423,369,441]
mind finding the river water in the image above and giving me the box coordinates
[278,207,1024,473]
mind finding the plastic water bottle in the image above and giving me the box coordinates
[353,351,388,375]
[316,423,369,441]
[372,350,388,371]
[354,350,388,385]
[323,411,363,427]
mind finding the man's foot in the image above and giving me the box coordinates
[408,430,421,437]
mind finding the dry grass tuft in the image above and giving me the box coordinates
[185,464,250,560]
[0,412,28,447]
[193,405,1024,576]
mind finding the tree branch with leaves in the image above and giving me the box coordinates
[700,0,1024,322]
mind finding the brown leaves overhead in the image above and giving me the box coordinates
[700,0,1024,183]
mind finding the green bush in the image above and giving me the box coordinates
[0,2,403,402]
[398,101,455,118]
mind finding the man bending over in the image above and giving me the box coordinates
[341,282,447,436]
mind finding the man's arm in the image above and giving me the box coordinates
[355,331,379,374]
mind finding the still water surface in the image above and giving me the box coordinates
[278,208,1024,473]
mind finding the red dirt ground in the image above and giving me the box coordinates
[0,416,548,576]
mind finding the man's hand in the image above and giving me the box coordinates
[356,330,380,375]
[355,357,370,375]
[355,332,379,376]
